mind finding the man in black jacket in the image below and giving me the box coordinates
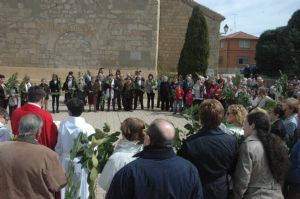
[106,119,203,199]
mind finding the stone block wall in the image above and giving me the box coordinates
[158,0,224,74]
[0,0,159,72]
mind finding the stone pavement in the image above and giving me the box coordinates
[6,98,190,198]
[50,102,190,199]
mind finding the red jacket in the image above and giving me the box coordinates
[11,103,58,150]
[175,87,184,100]
[185,91,193,106]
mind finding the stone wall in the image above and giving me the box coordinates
[0,0,159,74]
[0,0,224,79]
[158,0,224,74]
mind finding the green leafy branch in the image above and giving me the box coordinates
[66,123,120,199]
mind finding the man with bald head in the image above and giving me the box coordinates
[0,114,66,198]
[106,119,203,199]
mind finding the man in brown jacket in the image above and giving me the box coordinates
[0,114,67,199]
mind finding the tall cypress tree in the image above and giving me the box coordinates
[177,6,209,78]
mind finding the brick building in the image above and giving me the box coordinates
[219,31,258,74]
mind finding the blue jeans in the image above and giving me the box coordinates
[173,99,183,113]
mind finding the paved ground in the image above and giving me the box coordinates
[49,100,190,198]
[7,97,191,198]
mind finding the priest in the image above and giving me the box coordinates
[11,86,58,150]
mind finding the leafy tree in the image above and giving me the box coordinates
[288,9,300,31]
[256,27,291,76]
[178,6,209,78]
[256,9,300,78]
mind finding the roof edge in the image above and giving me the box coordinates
[220,31,259,40]
[181,0,225,21]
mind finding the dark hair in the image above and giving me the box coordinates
[28,86,46,102]
[148,74,153,79]
[271,120,287,140]
[52,74,58,80]
[199,99,224,129]
[66,98,84,117]
[120,118,145,144]
[247,111,290,184]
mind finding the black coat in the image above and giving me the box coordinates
[178,127,237,199]
[0,85,7,108]
[106,146,203,199]
[160,81,171,99]
[49,80,61,95]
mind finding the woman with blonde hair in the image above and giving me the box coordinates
[226,104,248,135]
[99,117,145,191]
[283,98,299,138]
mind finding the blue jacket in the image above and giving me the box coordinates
[178,127,237,199]
[106,146,203,199]
[288,140,300,191]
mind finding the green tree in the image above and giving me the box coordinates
[287,9,300,77]
[177,6,209,78]
[256,9,300,78]
[256,27,289,76]
[288,9,300,31]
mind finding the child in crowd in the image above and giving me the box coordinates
[173,85,184,114]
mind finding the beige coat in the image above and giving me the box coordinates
[232,134,283,199]
[0,139,67,199]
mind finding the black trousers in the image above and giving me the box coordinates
[96,92,104,111]
[147,92,155,109]
[123,97,133,111]
[161,96,169,111]
[52,95,60,111]
[134,90,144,109]
[113,91,122,110]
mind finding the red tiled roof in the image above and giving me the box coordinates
[220,31,258,40]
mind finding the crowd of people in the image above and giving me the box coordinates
[1,66,300,117]
[0,69,300,199]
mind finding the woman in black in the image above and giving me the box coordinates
[49,74,61,113]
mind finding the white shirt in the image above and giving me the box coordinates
[55,116,95,199]
[98,138,143,190]
[55,116,95,155]
[28,102,41,108]
[25,82,31,92]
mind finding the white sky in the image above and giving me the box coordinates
[195,0,299,36]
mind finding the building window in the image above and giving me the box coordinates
[238,56,249,64]
[239,40,250,48]
[219,56,223,64]
[220,42,224,48]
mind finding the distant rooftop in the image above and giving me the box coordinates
[220,31,258,40]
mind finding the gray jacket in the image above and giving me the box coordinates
[232,134,283,199]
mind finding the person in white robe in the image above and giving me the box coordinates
[98,117,145,191]
[55,98,95,199]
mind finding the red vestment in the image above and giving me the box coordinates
[11,103,58,150]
